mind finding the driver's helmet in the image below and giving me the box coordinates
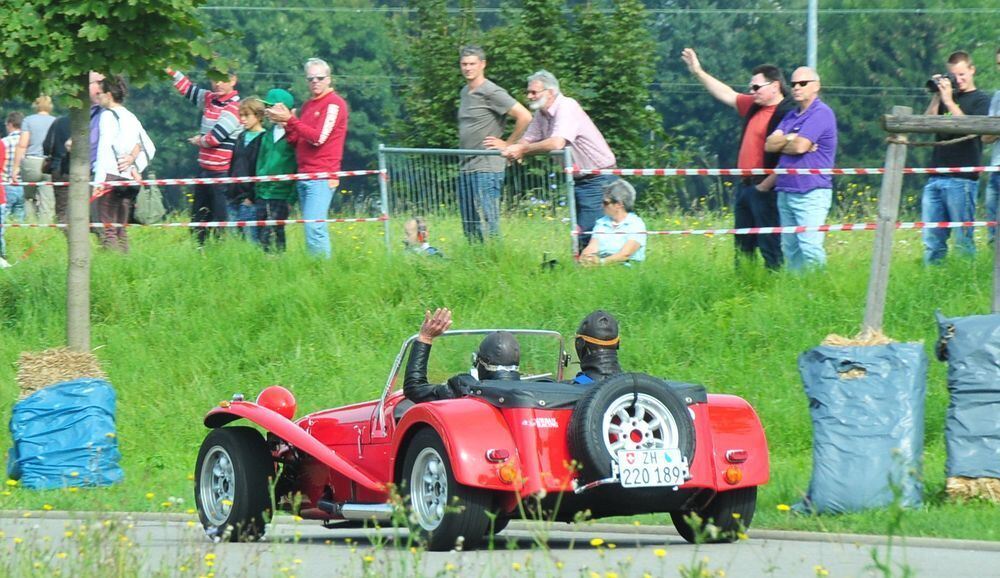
[575,309,620,361]
[473,331,521,380]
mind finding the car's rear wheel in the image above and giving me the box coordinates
[195,426,274,542]
[401,428,491,551]
[569,373,695,482]
[671,486,757,543]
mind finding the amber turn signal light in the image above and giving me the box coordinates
[723,466,743,485]
[498,464,519,484]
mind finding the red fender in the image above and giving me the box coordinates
[393,398,521,491]
[204,402,385,492]
[705,394,770,487]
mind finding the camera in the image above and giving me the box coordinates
[926,72,958,93]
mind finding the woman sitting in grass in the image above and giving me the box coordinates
[580,179,646,266]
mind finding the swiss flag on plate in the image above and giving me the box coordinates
[624,452,636,465]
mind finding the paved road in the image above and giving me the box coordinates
[3,512,1000,577]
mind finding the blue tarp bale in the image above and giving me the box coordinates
[935,311,1000,478]
[7,378,124,489]
[795,343,927,514]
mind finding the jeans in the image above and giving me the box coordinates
[777,188,832,272]
[227,201,259,243]
[458,171,504,242]
[4,185,25,222]
[297,179,333,258]
[922,176,977,264]
[574,174,619,252]
[257,199,290,253]
[192,169,229,246]
[734,181,783,270]
[985,172,1000,243]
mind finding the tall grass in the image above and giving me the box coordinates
[1,214,997,539]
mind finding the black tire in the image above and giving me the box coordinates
[486,513,511,537]
[568,373,696,482]
[671,486,757,544]
[194,427,274,542]
[401,428,492,551]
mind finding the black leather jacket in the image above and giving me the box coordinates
[403,341,461,402]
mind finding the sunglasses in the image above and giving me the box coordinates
[749,81,774,92]
[306,75,328,82]
[791,80,818,88]
[602,198,617,206]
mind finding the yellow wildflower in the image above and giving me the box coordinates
[589,537,605,547]
[654,548,667,558]
[776,504,791,512]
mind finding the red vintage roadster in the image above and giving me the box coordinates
[195,329,769,550]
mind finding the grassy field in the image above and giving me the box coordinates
[1,211,998,541]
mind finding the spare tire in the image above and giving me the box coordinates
[568,373,696,482]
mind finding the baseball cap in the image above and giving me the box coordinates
[261,88,294,108]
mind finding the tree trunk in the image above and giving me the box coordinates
[66,79,91,351]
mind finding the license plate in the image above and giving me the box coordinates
[615,448,689,488]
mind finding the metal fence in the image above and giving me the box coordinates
[378,146,575,252]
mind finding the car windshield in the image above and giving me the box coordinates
[422,332,564,383]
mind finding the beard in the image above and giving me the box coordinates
[529,93,549,111]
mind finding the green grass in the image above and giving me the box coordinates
[1,212,998,541]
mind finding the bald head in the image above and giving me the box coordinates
[790,67,821,109]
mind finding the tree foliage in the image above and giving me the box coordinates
[0,0,226,350]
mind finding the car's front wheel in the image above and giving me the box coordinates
[194,426,274,542]
[671,486,757,543]
[401,428,491,551]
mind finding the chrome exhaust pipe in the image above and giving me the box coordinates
[339,503,395,522]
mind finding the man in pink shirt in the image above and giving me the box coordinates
[266,57,349,258]
[496,70,618,252]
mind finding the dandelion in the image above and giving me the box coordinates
[607,543,616,549]
[161,502,173,508]
[654,548,666,558]
[187,521,197,528]
[186,508,196,515]
[776,504,791,512]
[716,571,726,577]
[67,487,78,493]
[180,566,188,572]
[204,553,216,561]
[56,552,67,559]
[6,479,18,487]
[813,566,829,576]
[293,559,302,565]
[555,561,564,569]
[589,537,605,547]
[22,512,32,518]
[145,492,155,500]
[632,520,641,526]
[1,491,11,496]
[64,531,74,538]
[737,532,749,541]
[445,563,456,572]
[221,500,233,507]
[731,512,741,519]
[363,555,375,564]
[606,573,619,578]
[42,504,53,511]
[14,537,23,544]
[643,573,653,578]
[511,562,522,571]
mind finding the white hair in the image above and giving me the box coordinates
[304,58,331,76]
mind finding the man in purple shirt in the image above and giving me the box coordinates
[88,71,105,166]
[765,67,838,271]
[495,70,618,252]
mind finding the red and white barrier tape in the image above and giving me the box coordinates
[570,166,1000,177]
[575,220,997,236]
[0,169,386,188]
[0,216,389,229]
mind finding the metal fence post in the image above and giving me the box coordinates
[378,143,391,254]
[563,148,577,257]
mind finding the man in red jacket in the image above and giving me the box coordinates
[266,57,349,258]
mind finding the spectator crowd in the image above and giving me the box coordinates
[1,47,998,270]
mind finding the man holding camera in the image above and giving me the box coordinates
[922,51,991,264]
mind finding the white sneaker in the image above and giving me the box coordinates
[0,257,11,268]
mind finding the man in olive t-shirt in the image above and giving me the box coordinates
[457,45,531,242]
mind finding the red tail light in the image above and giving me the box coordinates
[486,449,510,463]
[725,449,748,463]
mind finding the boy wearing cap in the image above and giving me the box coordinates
[256,89,298,253]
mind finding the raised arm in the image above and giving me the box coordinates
[403,309,457,403]
[681,48,739,109]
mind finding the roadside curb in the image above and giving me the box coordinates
[2,510,998,552]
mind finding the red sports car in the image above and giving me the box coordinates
[195,329,769,550]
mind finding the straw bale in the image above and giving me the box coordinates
[16,348,106,399]
[822,329,896,347]
[946,476,1000,504]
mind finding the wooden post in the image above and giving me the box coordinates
[863,106,912,334]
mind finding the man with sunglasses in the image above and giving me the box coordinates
[682,48,792,271]
[765,67,838,272]
[266,58,350,258]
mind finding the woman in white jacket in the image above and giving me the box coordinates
[93,75,151,252]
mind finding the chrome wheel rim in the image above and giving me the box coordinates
[199,446,235,527]
[410,447,448,531]
[602,393,680,455]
